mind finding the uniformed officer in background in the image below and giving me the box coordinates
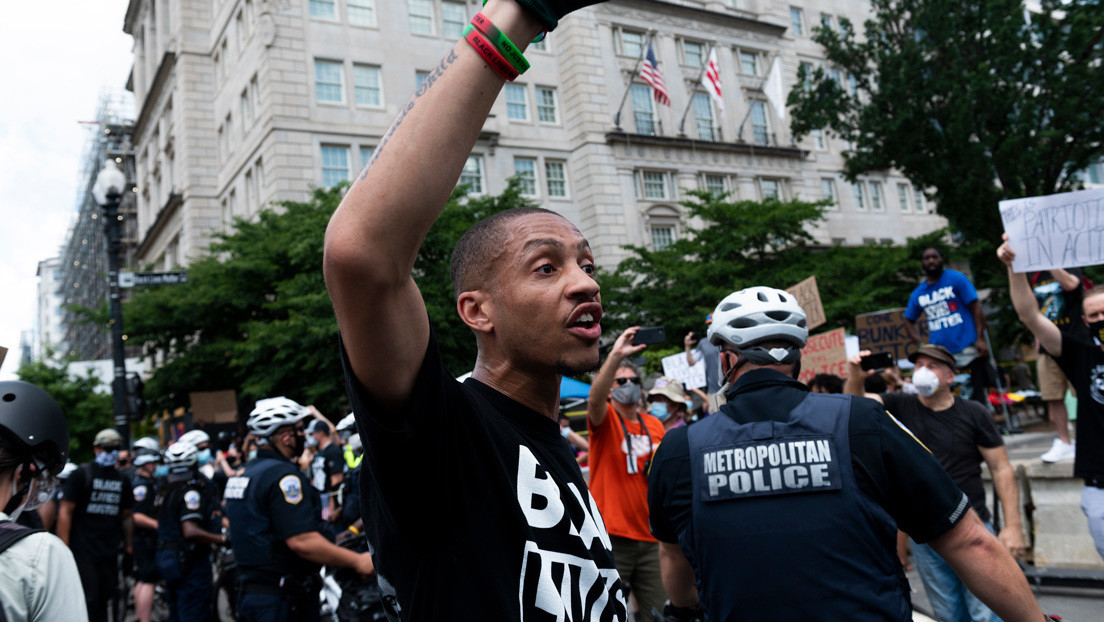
[155,441,226,622]
[647,286,1047,621]
[130,437,163,622]
[225,397,374,621]
[57,427,135,622]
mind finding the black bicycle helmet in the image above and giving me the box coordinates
[0,381,70,474]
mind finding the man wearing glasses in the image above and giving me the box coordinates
[587,327,668,621]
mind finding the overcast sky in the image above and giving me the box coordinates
[0,1,133,379]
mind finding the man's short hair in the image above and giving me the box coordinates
[921,246,943,259]
[809,373,844,394]
[618,359,641,378]
[1085,284,1104,303]
[449,206,565,297]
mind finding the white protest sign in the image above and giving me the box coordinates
[661,350,707,390]
[998,187,1104,272]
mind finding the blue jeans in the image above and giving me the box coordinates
[910,523,1002,622]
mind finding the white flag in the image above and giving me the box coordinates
[763,55,786,121]
[701,48,724,112]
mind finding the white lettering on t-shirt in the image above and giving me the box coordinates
[1090,363,1104,405]
[515,445,627,620]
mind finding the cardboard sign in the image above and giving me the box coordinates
[998,187,1104,272]
[0,346,7,371]
[786,276,826,330]
[662,350,707,390]
[854,308,929,363]
[190,390,238,424]
[797,328,848,384]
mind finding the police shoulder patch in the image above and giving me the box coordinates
[278,474,303,505]
[184,489,202,511]
[133,484,148,502]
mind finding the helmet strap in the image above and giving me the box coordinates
[3,463,32,516]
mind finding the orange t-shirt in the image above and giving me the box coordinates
[587,402,666,542]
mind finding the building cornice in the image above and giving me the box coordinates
[137,192,183,261]
[133,52,177,138]
[606,0,787,37]
[605,131,807,159]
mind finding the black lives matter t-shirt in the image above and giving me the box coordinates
[341,332,627,621]
[1056,333,1104,481]
[881,393,1003,522]
[60,463,134,559]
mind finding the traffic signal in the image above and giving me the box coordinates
[126,372,146,420]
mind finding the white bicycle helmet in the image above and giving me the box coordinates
[336,413,357,433]
[164,441,198,472]
[133,437,161,453]
[178,430,210,447]
[247,397,309,438]
[708,286,808,354]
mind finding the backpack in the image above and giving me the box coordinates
[0,519,45,622]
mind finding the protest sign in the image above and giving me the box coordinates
[662,350,707,390]
[998,187,1104,272]
[855,308,928,362]
[786,276,826,330]
[797,328,848,384]
[0,345,7,371]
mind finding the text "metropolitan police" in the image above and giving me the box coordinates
[702,437,840,500]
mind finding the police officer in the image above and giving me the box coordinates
[130,437,162,622]
[225,397,374,621]
[336,413,362,470]
[57,428,135,622]
[155,441,225,622]
[0,381,87,622]
[178,430,216,480]
[647,286,1047,621]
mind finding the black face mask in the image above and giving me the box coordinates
[1090,319,1104,343]
[291,433,306,457]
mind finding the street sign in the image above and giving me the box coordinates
[119,271,188,288]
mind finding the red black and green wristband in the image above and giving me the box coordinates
[463,24,520,82]
[471,12,530,75]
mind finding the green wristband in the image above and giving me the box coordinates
[471,13,530,74]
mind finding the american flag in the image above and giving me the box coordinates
[641,42,671,106]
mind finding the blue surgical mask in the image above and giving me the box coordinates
[248,450,258,461]
[649,402,670,421]
[196,448,212,465]
[560,425,571,439]
[154,465,169,478]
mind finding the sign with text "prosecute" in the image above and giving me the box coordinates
[999,187,1104,273]
[797,328,848,384]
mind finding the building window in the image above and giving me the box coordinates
[749,101,770,146]
[315,59,344,103]
[682,40,704,67]
[240,88,251,127]
[441,1,466,39]
[852,182,866,210]
[790,7,805,36]
[408,0,434,35]
[651,225,675,251]
[321,145,350,187]
[514,157,538,196]
[760,179,780,200]
[244,170,255,211]
[869,181,884,210]
[460,155,485,193]
[619,29,645,58]
[353,64,382,107]
[820,13,834,31]
[897,183,911,212]
[811,129,826,150]
[360,146,372,170]
[415,70,429,90]
[739,50,759,76]
[536,87,558,123]
[310,0,336,20]
[799,62,815,90]
[693,93,715,141]
[505,84,529,121]
[641,171,669,200]
[704,174,726,196]
[255,158,264,197]
[249,74,259,120]
[226,113,234,145]
[821,178,836,206]
[631,85,657,135]
[348,0,376,26]
[913,187,925,213]
[545,160,568,197]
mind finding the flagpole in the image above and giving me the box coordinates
[677,41,716,138]
[613,29,656,130]
[737,50,780,142]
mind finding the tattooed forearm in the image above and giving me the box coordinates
[358,49,460,180]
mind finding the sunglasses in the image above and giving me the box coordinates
[615,377,640,386]
[117,459,131,467]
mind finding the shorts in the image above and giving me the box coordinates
[1037,353,1074,401]
[133,552,160,583]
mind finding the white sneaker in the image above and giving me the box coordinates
[1040,438,1076,463]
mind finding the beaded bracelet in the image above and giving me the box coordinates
[463,24,520,82]
[471,13,530,74]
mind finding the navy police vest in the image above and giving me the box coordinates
[684,393,910,621]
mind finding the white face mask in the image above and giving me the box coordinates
[911,366,941,398]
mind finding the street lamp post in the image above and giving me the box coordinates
[92,160,131,446]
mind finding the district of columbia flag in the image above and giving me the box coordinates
[641,43,671,106]
[701,48,724,111]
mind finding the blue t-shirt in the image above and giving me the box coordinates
[905,269,979,354]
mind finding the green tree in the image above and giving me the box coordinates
[124,183,532,419]
[16,356,113,463]
[788,0,1104,286]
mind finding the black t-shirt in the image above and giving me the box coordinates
[310,444,344,493]
[1055,333,1104,481]
[648,370,967,545]
[340,332,627,621]
[60,462,134,560]
[132,474,159,552]
[1033,269,1090,355]
[880,393,1003,523]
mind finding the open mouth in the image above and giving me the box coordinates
[570,312,599,330]
[567,305,603,339]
